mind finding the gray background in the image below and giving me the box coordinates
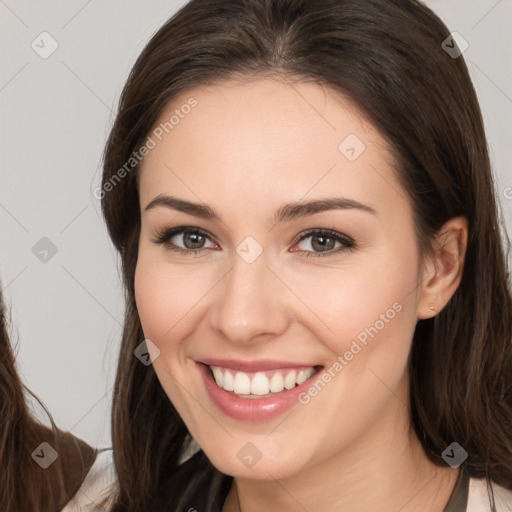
[1,0,511,449]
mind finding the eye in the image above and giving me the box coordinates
[152,226,356,258]
[152,226,217,256]
[291,229,356,258]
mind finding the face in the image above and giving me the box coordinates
[135,77,425,480]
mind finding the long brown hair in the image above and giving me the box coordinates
[0,289,96,511]
[100,0,512,510]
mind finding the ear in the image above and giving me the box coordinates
[416,216,468,319]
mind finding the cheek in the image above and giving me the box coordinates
[134,260,173,343]
[286,245,420,360]
[134,249,209,346]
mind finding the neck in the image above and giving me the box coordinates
[223,380,459,512]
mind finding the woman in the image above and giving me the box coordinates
[94,0,512,510]
[0,285,100,511]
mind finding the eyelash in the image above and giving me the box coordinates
[152,226,356,258]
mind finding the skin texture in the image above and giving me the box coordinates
[134,77,468,512]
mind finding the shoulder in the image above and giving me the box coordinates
[62,448,116,512]
[467,477,512,512]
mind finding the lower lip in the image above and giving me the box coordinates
[196,362,321,422]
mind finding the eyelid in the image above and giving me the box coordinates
[152,226,218,250]
[291,228,356,257]
[293,228,354,247]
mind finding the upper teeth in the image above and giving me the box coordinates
[210,365,316,397]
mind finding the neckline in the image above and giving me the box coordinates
[180,450,470,512]
[219,466,471,512]
[443,466,470,512]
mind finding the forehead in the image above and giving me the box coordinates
[138,77,407,220]
[143,76,383,159]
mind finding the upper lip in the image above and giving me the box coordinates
[197,358,322,372]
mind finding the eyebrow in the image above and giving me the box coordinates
[144,194,377,223]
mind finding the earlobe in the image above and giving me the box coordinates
[416,216,468,319]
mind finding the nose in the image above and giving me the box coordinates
[208,252,289,345]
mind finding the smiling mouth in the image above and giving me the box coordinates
[206,364,323,399]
